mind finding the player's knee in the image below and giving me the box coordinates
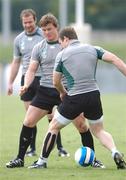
[73,119,88,132]
[23,117,36,127]
[76,123,88,133]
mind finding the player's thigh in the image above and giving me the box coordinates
[24,105,48,127]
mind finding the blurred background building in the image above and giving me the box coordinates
[0,0,126,94]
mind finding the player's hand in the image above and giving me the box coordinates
[7,84,13,96]
[19,85,28,96]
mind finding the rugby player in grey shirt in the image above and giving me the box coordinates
[7,9,69,159]
[6,13,104,168]
[28,26,126,169]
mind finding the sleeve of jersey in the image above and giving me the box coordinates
[54,52,63,73]
[94,46,106,59]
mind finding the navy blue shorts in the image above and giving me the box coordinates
[31,86,61,113]
[57,90,103,121]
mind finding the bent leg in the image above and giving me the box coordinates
[28,109,72,168]
[47,111,69,157]
[47,113,63,149]
[41,117,67,159]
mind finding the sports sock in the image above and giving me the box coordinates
[80,129,95,151]
[42,132,57,158]
[17,125,34,160]
[30,125,37,151]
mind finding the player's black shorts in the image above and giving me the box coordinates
[31,86,61,114]
[21,75,41,101]
[57,90,103,121]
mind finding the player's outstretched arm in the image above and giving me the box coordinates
[102,51,126,76]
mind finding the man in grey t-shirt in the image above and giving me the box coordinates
[7,9,43,157]
[30,27,126,169]
[7,9,69,158]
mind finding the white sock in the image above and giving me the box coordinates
[37,157,47,165]
[111,148,120,158]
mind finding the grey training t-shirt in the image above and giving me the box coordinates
[31,39,62,87]
[13,27,44,76]
[54,40,105,96]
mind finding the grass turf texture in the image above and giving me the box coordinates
[0,94,126,180]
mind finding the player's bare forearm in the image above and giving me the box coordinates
[24,70,35,88]
[113,58,126,76]
[103,52,126,76]
[24,60,38,88]
[9,59,20,84]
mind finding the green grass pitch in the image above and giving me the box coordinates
[0,94,126,180]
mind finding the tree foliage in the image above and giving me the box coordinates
[85,0,126,29]
[0,0,126,31]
